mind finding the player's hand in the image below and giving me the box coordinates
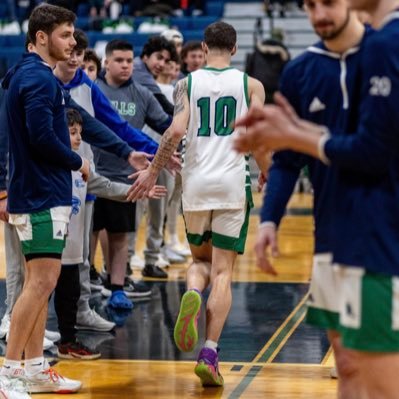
[165,152,182,176]
[255,224,279,275]
[128,151,153,171]
[79,158,90,182]
[257,172,267,193]
[148,185,168,199]
[127,168,158,202]
[0,197,9,223]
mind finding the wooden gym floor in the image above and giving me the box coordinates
[0,193,337,398]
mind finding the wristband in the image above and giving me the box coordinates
[0,191,7,200]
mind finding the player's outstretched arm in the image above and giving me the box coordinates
[126,78,190,201]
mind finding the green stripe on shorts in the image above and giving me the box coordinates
[306,306,340,331]
[340,271,399,352]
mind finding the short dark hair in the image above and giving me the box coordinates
[181,41,202,62]
[204,22,236,52]
[105,39,133,57]
[74,28,88,51]
[84,49,102,74]
[66,108,82,127]
[28,4,76,45]
[141,36,177,61]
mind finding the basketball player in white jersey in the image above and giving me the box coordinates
[128,21,269,386]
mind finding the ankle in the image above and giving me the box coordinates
[204,339,218,352]
[25,357,48,375]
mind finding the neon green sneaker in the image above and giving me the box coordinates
[174,290,202,352]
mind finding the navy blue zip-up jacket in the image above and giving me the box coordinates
[260,29,370,253]
[2,52,82,213]
[320,13,399,275]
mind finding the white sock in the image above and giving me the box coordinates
[204,340,218,352]
[1,359,22,375]
[25,357,48,375]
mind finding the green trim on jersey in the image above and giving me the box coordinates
[244,73,250,107]
[203,66,235,72]
[187,73,192,102]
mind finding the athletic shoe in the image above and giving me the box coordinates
[330,367,338,379]
[107,290,133,310]
[0,374,30,399]
[174,290,202,352]
[90,265,103,291]
[105,307,131,327]
[161,246,186,264]
[25,368,81,393]
[142,264,168,279]
[75,309,116,332]
[0,314,10,340]
[101,279,152,298]
[129,254,145,270]
[57,342,101,360]
[167,234,192,257]
[194,347,224,387]
[5,334,54,351]
[44,330,60,343]
[0,387,31,399]
[155,254,170,269]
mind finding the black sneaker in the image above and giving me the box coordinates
[142,264,168,278]
[123,278,152,298]
[90,265,103,291]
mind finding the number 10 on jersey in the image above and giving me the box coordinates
[197,96,237,137]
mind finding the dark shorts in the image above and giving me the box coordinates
[92,198,136,233]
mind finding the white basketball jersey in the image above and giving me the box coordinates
[182,67,250,211]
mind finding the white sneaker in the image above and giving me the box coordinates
[129,254,145,270]
[4,330,52,351]
[0,314,10,339]
[0,388,31,399]
[0,374,31,399]
[25,368,81,393]
[155,254,170,269]
[162,246,186,264]
[76,309,115,332]
[43,337,54,351]
[168,235,191,257]
[44,330,60,343]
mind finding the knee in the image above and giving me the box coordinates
[28,274,59,298]
[334,347,360,380]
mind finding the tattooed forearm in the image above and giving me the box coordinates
[149,129,180,174]
[173,78,188,116]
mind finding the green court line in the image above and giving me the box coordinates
[257,302,307,363]
[228,366,263,399]
[228,302,307,398]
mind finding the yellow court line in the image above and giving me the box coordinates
[321,346,333,365]
[251,293,309,363]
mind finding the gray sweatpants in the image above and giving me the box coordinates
[3,223,24,316]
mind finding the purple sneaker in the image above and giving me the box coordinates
[194,347,224,386]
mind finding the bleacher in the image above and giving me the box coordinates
[0,1,314,77]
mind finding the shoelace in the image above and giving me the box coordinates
[41,368,63,383]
